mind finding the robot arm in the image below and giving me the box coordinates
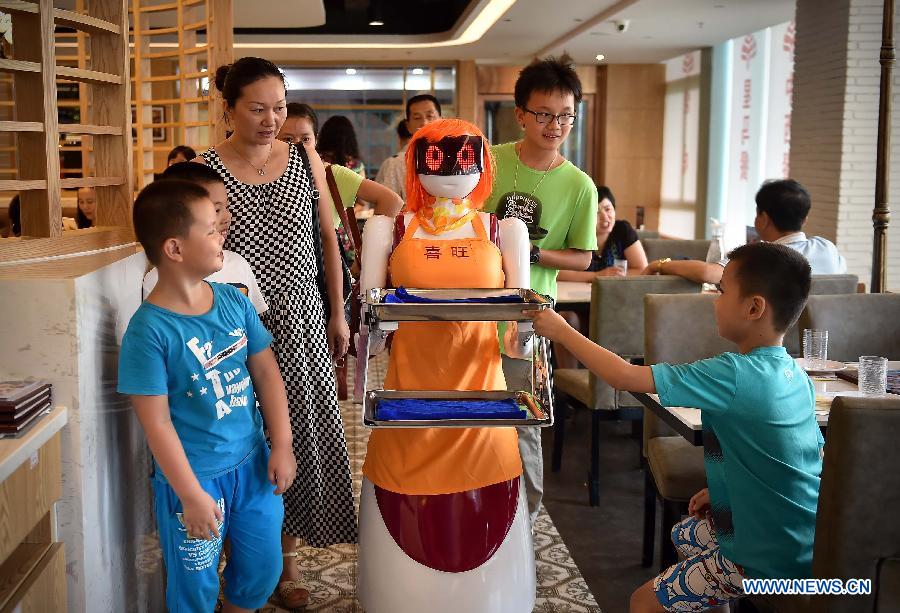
[498,217,534,359]
[360,214,396,355]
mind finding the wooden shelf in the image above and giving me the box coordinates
[0,179,47,191]
[184,45,211,56]
[135,1,177,13]
[138,26,178,36]
[55,66,123,85]
[142,49,182,59]
[58,124,123,136]
[183,20,207,32]
[59,176,124,189]
[0,0,38,16]
[0,121,43,132]
[53,8,121,36]
[0,59,41,75]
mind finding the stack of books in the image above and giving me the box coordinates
[0,380,52,436]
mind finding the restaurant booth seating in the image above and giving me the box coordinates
[552,276,701,506]
[642,238,712,263]
[783,274,859,356]
[798,293,900,361]
[642,293,736,570]
[746,394,900,613]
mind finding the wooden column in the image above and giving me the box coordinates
[207,0,232,144]
[871,0,894,293]
[456,60,477,124]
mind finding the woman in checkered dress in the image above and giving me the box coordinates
[200,57,357,609]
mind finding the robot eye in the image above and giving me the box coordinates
[424,145,444,172]
[456,143,476,171]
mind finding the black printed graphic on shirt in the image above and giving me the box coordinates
[496,191,549,240]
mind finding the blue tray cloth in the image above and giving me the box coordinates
[375,398,528,421]
[384,286,525,304]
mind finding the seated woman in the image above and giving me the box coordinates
[555,185,648,368]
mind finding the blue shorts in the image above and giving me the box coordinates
[152,443,284,611]
[653,516,745,612]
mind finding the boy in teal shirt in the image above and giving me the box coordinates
[484,55,598,524]
[529,242,823,612]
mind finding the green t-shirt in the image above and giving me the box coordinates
[651,346,824,579]
[328,163,364,229]
[484,142,598,300]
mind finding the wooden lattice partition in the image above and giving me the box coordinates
[0,0,133,243]
[130,0,232,188]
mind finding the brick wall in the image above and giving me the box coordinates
[791,0,900,290]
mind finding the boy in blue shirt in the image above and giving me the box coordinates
[530,242,823,613]
[118,179,297,612]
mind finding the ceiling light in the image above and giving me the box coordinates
[369,20,384,26]
[412,68,424,75]
[595,54,605,61]
[345,68,357,75]
[232,0,516,50]
[368,0,384,28]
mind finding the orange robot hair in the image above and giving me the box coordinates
[404,118,495,213]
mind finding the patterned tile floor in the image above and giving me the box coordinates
[260,354,602,613]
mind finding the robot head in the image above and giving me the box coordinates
[405,119,494,210]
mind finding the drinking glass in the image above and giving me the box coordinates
[858,356,888,396]
[802,329,828,370]
[613,259,628,275]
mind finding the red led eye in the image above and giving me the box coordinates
[424,145,444,171]
[457,143,476,171]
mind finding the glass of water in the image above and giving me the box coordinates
[858,356,888,396]
[613,258,628,275]
[802,329,828,370]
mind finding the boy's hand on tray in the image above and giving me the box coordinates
[524,308,572,342]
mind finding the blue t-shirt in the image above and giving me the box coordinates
[651,346,824,579]
[118,282,273,481]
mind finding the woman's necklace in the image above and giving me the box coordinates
[230,141,273,176]
[513,142,558,196]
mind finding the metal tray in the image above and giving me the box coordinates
[363,389,551,428]
[365,288,550,323]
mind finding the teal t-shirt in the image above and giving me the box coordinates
[118,282,272,481]
[484,142,598,300]
[651,346,824,579]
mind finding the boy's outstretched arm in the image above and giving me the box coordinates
[528,309,656,393]
[247,347,297,495]
[132,396,223,540]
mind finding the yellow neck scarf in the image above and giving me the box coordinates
[416,197,477,234]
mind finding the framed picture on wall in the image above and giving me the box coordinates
[151,106,166,142]
[130,106,168,143]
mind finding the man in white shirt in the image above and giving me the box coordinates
[644,179,847,281]
[374,94,441,200]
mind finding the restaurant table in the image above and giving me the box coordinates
[631,361,900,446]
[555,281,591,305]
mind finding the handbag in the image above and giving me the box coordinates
[324,164,364,356]
[296,144,352,324]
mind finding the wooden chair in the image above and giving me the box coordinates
[642,293,736,570]
[552,275,701,506]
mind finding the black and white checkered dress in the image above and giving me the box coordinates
[203,145,358,546]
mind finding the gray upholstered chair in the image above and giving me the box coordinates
[642,238,712,263]
[798,293,900,361]
[783,274,859,356]
[642,293,737,570]
[749,394,900,613]
[552,275,701,506]
[636,229,660,241]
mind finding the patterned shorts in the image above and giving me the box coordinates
[653,516,745,612]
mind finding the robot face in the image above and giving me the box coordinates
[417,173,481,199]
[414,135,483,176]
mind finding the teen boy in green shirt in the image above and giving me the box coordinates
[484,55,598,524]
[530,242,823,613]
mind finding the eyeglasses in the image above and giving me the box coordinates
[523,108,577,126]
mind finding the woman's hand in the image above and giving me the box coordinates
[327,315,350,360]
[688,488,710,520]
[596,267,625,277]
[180,488,223,541]
[268,444,297,495]
[642,260,661,275]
